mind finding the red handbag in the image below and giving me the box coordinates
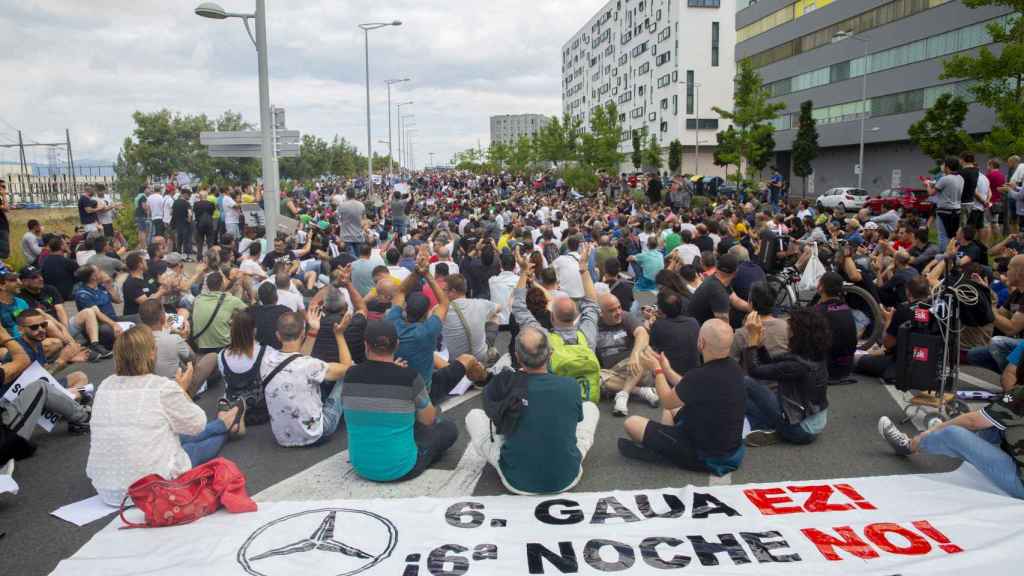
[119,457,257,528]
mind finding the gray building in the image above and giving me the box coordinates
[736,0,1011,197]
[489,114,551,146]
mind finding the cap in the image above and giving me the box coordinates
[165,252,184,266]
[717,253,739,274]
[864,221,879,230]
[847,236,865,247]
[19,266,41,280]
[364,319,398,351]
[0,269,18,281]
[405,292,431,322]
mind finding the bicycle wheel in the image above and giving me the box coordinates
[766,275,795,312]
[844,284,884,349]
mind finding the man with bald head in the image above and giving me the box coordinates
[619,319,746,475]
[968,254,1024,374]
[595,292,658,416]
[464,325,600,494]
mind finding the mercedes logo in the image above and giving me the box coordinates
[237,508,398,576]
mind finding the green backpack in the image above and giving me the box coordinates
[548,330,602,403]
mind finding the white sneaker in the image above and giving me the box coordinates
[633,386,659,408]
[612,390,630,417]
[0,458,13,477]
[878,416,912,456]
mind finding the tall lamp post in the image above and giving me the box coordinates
[678,80,703,175]
[405,128,418,171]
[385,78,410,181]
[400,114,415,171]
[195,1,279,247]
[833,30,869,189]
[395,102,413,171]
[359,20,401,197]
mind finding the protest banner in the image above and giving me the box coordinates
[241,203,265,228]
[1,362,70,432]
[50,466,1024,575]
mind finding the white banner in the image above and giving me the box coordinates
[51,466,1024,576]
[1,362,69,432]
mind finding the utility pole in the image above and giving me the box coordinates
[66,129,76,190]
[17,131,28,179]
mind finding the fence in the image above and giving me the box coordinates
[4,173,118,207]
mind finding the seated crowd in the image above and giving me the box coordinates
[0,166,1022,504]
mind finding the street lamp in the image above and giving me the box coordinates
[359,20,402,197]
[405,129,418,171]
[395,102,413,171]
[428,152,435,169]
[400,113,415,172]
[679,80,703,175]
[195,0,279,247]
[385,78,410,181]
[833,30,870,189]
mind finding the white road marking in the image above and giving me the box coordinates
[958,371,1002,392]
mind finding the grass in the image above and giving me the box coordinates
[3,208,79,271]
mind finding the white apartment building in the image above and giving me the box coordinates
[489,114,551,146]
[562,0,736,175]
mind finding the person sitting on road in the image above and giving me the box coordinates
[263,311,352,447]
[17,266,110,362]
[618,319,746,475]
[855,275,932,383]
[72,266,124,338]
[191,271,248,355]
[967,254,1024,375]
[596,292,658,417]
[878,383,1024,499]
[465,325,600,495]
[341,318,458,482]
[251,282,291,350]
[443,273,499,365]
[87,326,243,506]
[741,308,831,447]
[688,252,740,325]
[730,281,789,362]
[138,300,194,385]
[815,272,858,383]
[511,243,602,402]
[649,288,701,375]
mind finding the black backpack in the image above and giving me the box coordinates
[219,345,276,425]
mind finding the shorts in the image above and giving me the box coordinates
[69,316,83,340]
[600,357,653,390]
[968,210,987,230]
[642,418,705,471]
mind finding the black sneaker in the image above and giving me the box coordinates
[745,429,779,447]
[88,342,113,360]
[68,421,90,435]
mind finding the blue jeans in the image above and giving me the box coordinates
[394,220,408,237]
[312,380,344,446]
[744,378,817,445]
[920,426,1024,499]
[180,419,229,467]
[967,336,1021,374]
[346,242,364,259]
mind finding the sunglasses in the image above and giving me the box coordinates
[24,322,47,331]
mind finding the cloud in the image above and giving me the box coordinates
[0,0,601,170]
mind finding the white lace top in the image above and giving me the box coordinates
[86,373,207,506]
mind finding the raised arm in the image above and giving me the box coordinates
[418,250,449,321]
[324,311,354,381]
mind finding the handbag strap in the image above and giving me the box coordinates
[119,474,213,530]
[190,292,227,346]
[260,354,302,389]
[451,300,474,343]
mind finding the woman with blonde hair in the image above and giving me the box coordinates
[86,326,243,505]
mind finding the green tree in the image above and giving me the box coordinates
[643,135,663,172]
[791,100,819,197]
[713,61,785,184]
[668,139,684,174]
[907,93,973,165]
[562,164,600,194]
[487,141,511,171]
[713,126,742,183]
[631,132,643,171]
[535,113,580,169]
[578,102,624,172]
[941,3,1024,157]
[508,136,534,174]
[454,148,486,173]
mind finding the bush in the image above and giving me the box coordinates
[562,165,600,195]
[690,196,710,210]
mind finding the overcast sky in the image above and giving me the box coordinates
[0,0,598,170]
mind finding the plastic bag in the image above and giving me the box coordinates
[798,243,825,292]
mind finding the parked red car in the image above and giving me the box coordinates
[866,187,933,216]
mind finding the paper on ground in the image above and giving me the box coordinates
[0,474,18,495]
[51,494,120,527]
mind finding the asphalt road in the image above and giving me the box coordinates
[0,329,999,576]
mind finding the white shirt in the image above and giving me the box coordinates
[96,197,114,225]
[276,288,305,312]
[1011,164,1024,188]
[430,260,459,276]
[162,195,174,224]
[147,193,164,220]
[262,349,330,447]
[552,252,584,298]
[680,223,698,237]
[443,298,497,361]
[974,172,991,211]
[223,195,239,225]
[488,270,520,325]
[673,244,702,266]
[87,374,206,506]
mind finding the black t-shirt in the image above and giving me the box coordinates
[19,285,63,318]
[194,200,215,230]
[596,314,642,369]
[886,302,917,347]
[253,304,291,349]
[41,254,79,301]
[78,194,97,225]
[675,357,745,458]
[688,275,732,325]
[312,311,369,365]
[694,235,714,255]
[144,260,169,289]
[729,262,766,328]
[651,315,700,374]
[959,241,985,266]
[261,250,290,271]
[960,166,979,205]
[609,278,635,314]
[171,198,190,226]
[122,274,157,317]
[815,298,857,373]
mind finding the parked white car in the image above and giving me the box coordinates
[816,187,869,212]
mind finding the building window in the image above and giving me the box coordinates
[672,70,678,82]
[688,0,720,6]
[658,27,671,42]
[711,22,719,67]
[673,95,678,115]
[660,121,669,133]
[657,74,671,88]
[685,118,720,130]
[686,70,694,114]
[639,62,650,74]
[660,98,669,110]
[656,51,671,66]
